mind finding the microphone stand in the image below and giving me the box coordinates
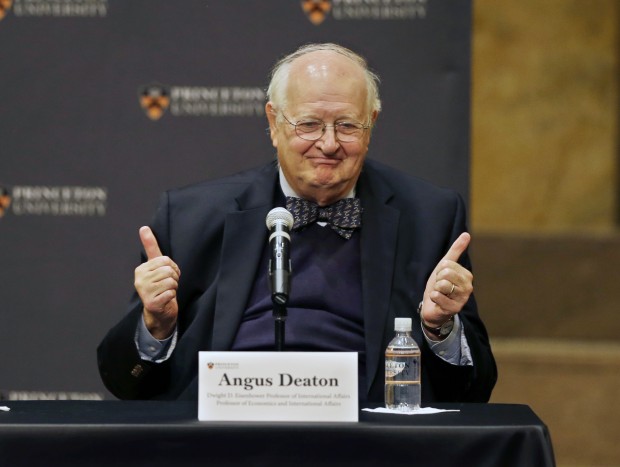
[266,207,294,352]
[273,302,287,352]
[270,260,290,352]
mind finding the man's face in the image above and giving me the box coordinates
[266,51,377,206]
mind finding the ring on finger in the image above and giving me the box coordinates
[447,282,456,297]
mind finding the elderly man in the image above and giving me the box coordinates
[98,43,496,403]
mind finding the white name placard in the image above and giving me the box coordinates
[198,351,358,422]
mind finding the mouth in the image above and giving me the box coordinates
[306,155,342,165]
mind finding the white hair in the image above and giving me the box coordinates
[266,43,382,123]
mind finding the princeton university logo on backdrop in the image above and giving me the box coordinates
[139,83,171,121]
[301,0,427,23]
[0,0,107,18]
[0,0,12,21]
[0,185,107,217]
[138,82,265,120]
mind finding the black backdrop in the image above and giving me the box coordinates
[0,0,472,399]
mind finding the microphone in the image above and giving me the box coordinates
[265,207,294,306]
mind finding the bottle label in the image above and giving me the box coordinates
[385,359,408,378]
[385,353,420,382]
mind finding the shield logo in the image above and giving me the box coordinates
[0,186,11,218]
[301,0,331,25]
[139,83,171,121]
[0,0,13,21]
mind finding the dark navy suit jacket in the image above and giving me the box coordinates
[97,159,497,403]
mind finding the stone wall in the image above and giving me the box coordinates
[472,0,618,233]
[470,1,619,465]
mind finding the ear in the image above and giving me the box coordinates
[364,110,380,148]
[370,109,379,124]
[265,102,278,148]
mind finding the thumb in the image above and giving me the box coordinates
[139,226,163,260]
[442,232,471,263]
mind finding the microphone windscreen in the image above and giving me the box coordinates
[266,207,294,230]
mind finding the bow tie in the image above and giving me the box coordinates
[285,196,362,240]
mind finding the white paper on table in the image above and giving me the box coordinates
[0,406,10,412]
[362,407,459,415]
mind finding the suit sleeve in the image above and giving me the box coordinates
[97,192,175,400]
[420,193,497,402]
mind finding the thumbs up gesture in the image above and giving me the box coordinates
[420,233,474,332]
[134,226,181,339]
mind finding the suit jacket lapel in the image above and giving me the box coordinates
[211,163,279,350]
[357,166,400,394]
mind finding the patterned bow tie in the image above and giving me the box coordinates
[285,196,363,240]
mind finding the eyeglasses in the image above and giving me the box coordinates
[280,112,370,143]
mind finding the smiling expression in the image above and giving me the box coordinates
[266,50,378,206]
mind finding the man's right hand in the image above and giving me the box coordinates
[134,226,180,340]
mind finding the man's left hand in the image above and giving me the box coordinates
[420,232,473,329]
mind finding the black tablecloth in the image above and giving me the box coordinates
[0,401,555,467]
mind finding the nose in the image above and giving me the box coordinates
[316,125,340,154]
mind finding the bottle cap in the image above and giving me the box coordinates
[394,317,412,332]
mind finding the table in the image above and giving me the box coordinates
[0,401,555,467]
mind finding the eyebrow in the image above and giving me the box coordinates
[292,114,363,122]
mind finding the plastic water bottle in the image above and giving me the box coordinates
[385,317,421,411]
